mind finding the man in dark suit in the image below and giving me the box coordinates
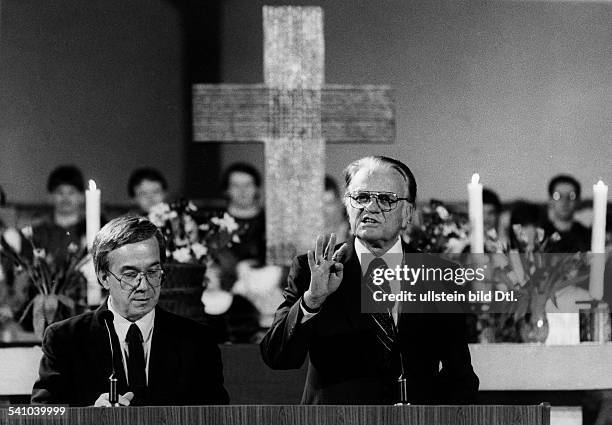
[32,215,229,406]
[260,156,479,405]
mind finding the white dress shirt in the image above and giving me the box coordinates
[301,237,404,324]
[107,297,155,385]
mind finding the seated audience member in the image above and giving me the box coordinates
[323,175,350,243]
[127,168,168,215]
[25,165,87,259]
[0,186,25,320]
[221,163,265,264]
[201,254,260,343]
[541,174,591,252]
[483,188,501,235]
[31,215,229,406]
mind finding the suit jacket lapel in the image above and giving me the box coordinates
[335,238,373,332]
[147,307,179,394]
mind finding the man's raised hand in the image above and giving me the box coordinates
[304,233,348,310]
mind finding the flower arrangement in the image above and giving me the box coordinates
[408,200,470,253]
[148,200,241,265]
[492,226,589,320]
[472,225,590,343]
[0,226,88,338]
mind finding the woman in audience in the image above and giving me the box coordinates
[127,167,168,215]
[201,253,260,343]
[221,163,266,264]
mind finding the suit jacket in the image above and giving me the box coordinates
[260,239,479,405]
[31,304,229,406]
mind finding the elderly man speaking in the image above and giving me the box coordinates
[261,156,479,405]
[32,215,229,406]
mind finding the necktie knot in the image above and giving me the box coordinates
[127,323,143,344]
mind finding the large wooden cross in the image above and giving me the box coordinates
[193,6,394,265]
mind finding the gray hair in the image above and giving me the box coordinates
[343,156,417,203]
[92,215,166,274]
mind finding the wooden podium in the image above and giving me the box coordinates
[0,405,550,425]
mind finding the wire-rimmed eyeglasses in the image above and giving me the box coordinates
[107,269,164,291]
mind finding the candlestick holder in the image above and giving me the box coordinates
[578,300,611,343]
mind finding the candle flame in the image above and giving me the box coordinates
[471,173,480,184]
[595,180,606,188]
[88,179,97,191]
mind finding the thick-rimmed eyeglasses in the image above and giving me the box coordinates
[345,191,411,213]
[552,191,576,201]
[107,269,164,291]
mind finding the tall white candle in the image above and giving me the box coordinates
[468,173,484,254]
[589,180,608,300]
[85,179,101,251]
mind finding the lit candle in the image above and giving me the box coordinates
[468,173,484,254]
[85,179,101,251]
[589,180,608,300]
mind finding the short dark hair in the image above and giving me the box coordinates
[127,168,168,198]
[548,174,581,199]
[92,215,166,274]
[483,188,501,213]
[221,162,262,191]
[47,165,85,193]
[344,156,417,203]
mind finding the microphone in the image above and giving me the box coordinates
[100,310,119,407]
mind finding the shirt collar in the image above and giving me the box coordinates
[107,296,155,344]
[354,236,403,266]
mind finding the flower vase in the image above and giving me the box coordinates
[518,294,549,343]
[31,293,77,340]
[32,294,59,340]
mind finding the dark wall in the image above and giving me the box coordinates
[217,0,612,202]
[0,0,187,204]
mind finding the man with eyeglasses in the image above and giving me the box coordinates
[542,174,591,252]
[261,156,478,405]
[32,215,229,406]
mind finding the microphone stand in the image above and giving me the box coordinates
[102,314,119,407]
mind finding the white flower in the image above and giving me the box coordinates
[33,248,46,259]
[232,234,240,244]
[148,203,171,227]
[2,228,22,252]
[436,206,450,220]
[21,226,33,240]
[191,243,208,260]
[172,247,192,263]
[211,213,239,233]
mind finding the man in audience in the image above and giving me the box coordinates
[483,188,501,235]
[31,215,229,406]
[542,174,590,252]
[127,168,168,215]
[260,156,479,405]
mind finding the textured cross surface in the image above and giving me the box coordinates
[193,6,395,265]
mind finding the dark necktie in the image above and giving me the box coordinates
[126,323,147,399]
[364,258,397,356]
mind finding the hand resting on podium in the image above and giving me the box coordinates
[94,391,134,407]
